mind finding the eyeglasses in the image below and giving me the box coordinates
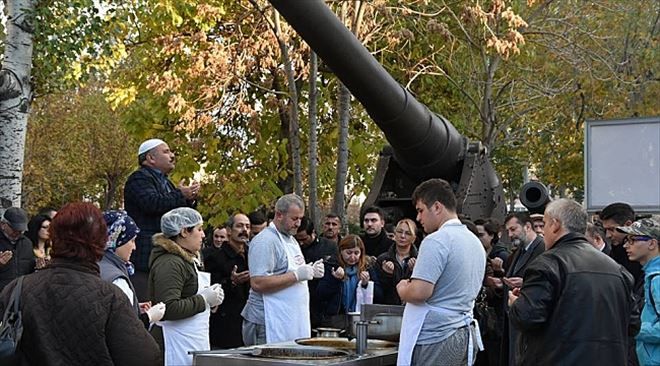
[624,236,652,244]
[395,229,413,237]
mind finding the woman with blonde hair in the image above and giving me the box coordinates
[376,218,419,305]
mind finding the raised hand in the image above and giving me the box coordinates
[0,251,13,265]
[359,271,370,286]
[294,264,314,281]
[312,259,324,278]
[381,260,394,275]
[491,257,504,272]
[147,302,166,322]
[178,180,201,200]
[407,257,416,270]
[332,266,345,280]
[231,265,250,285]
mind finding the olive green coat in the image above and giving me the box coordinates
[148,233,206,320]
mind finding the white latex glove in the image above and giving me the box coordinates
[200,284,224,307]
[147,302,166,323]
[294,264,314,282]
[312,259,324,278]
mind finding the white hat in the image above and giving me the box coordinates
[138,138,166,156]
[161,207,203,237]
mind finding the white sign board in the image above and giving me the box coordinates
[585,117,660,213]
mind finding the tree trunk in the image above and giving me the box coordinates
[271,67,293,195]
[274,12,303,198]
[331,2,364,226]
[0,0,36,208]
[308,51,321,228]
[332,83,350,223]
[104,174,118,210]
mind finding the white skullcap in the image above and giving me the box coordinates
[138,138,166,156]
[161,207,203,237]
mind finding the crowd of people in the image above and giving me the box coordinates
[0,137,658,366]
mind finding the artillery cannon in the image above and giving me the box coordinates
[269,0,506,222]
[519,181,551,215]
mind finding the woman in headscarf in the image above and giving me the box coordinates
[0,202,161,365]
[149,207,224,366]
[99,210,165,328]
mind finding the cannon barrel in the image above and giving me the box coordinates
[269,0,466,181]
[519,181,551,215]
[269,0,506,221]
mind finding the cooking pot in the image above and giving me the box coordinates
[346,312,402,342]
[313,327,344,338]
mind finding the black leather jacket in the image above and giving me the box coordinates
[509,232,634,366]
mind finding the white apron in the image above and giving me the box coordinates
[159,266,211,366]
[263,224,311,343]
[397,302,483,366]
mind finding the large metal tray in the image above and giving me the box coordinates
[295,337,397,350]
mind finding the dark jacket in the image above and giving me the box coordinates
[302,236,338,264]
[300,235,338,328]
[489,243,510,263]
[500,235,545,366]
[124,166,194,272]
[509,233,633,366]
[375,244,418,305]
[0,231,34,292]
[361,231,394,257]
[611,241,643,366]
[203,243,249,349]
[0,258,161,366]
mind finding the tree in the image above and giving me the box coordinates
[0,0,138,207]
[359,0,658,199]
[307,50,321,228]
[22,87,136,212]
[0,0,36,207]
[103,0,385,225]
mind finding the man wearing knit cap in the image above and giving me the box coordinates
[123,138,200,300]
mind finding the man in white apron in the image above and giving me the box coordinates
[396,179,485,366]
[241,194,325,345]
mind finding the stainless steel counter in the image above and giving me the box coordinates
[192,341,398,366]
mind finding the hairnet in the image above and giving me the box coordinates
[160,207,203,237]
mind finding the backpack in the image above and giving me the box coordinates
[0,276,24,364]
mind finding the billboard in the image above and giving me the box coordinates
[585,116,660,213]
